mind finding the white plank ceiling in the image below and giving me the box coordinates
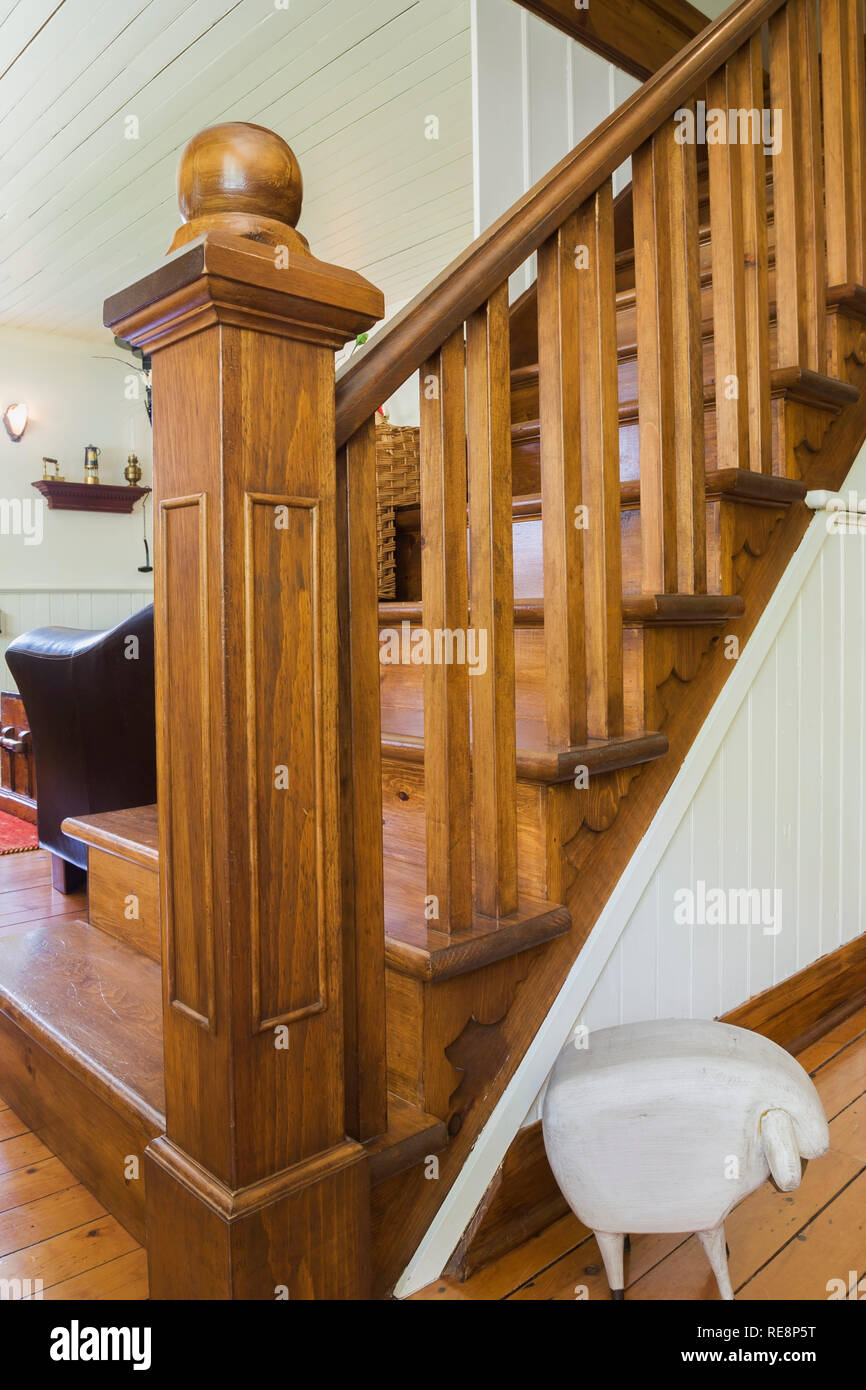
[0,0,473,340]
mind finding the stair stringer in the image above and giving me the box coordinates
[392,429,866,1297]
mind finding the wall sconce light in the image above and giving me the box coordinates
[3,403,28,442]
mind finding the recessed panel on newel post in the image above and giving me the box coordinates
[104,121,384,1300]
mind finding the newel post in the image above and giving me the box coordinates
[104,123,385,1299]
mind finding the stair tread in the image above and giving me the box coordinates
[383,855,570,981]
[394,468,807,531]
[380,593,743,630]
[621,593,744,625]
[381,721,667,782]
[511,361,859,430]
[379,597,546,625]
[0,919,164,1130]
[364,1095,448,1185]
[62,805,159,870]
[511,361,856,405]
[769,364,860,408]
[826,282,866,314]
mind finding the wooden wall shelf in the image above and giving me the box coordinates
[31,480,151,514]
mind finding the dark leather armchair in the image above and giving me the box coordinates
[6,606,157,891]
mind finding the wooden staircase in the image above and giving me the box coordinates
[1,0,866,1299]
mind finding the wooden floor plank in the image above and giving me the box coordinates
[409,1212,589,1300]
[29,1248,149,1301]
[0,1132,52,1174]
[0,1108,28,1142]
[0,1157,79,1215]
[506,1232,611,1300]
[0,1184,105,1258]
[507,1229,691,1300]
[812,1036,866,1119]
[0,884,85,927]
[739,1170,866,1300]
[0,911,84,939]
[628,1148,862,1300]
[797,1006,866,1072]
[826,1092,866,1164]
[0,852,53,893]
[0,1215,138,1292]
[0,1087,147,1299]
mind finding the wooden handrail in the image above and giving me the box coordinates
[335,0,787,448]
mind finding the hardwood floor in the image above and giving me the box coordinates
[0,849,148,1300]
[1,850,864,1302]
[412,1005,866,1301]
[0,848,85,936]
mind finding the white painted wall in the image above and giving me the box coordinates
[0,326,154,688]
[0,588,155,698]
[380,0,641,426]
[471,0,639,293]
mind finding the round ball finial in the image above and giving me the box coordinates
[169,122,306,253]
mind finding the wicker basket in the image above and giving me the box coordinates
[375,418,420,599]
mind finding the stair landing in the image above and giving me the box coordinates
[0,919,164,1129]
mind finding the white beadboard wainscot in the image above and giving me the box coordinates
[1,589,154,692]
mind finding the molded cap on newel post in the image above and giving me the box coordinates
[103,121,384,351]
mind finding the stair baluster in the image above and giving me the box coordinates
[708,64,756,475]
[466,283,520,917]
[633,115,708,594]
[770,0,826,372]
[419,330,474,931]
[797,0,828,369]
[576,183,626,736]
[820,0,866,292]
[537,212,589,747]
[729,36,773,473]
[337,416,389,1141]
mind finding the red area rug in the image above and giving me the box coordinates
[0,809,38,854]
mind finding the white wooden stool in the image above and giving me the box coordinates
[542,1018,829,1300]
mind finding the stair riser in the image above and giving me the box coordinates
[88,848,161,962]
[512,389,818,500]
[512,406,716,493]
[512,217,781,387]
[400,510,665,600]
[399,480,806,605]
[512,343,718,429]
[622,496,791,597]
[379,627,552,736]
[381,614,710,740]
[384,947,538,1120]
[383,619,739,745]
[382,758,551,901]
[0,1010,155,1244]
